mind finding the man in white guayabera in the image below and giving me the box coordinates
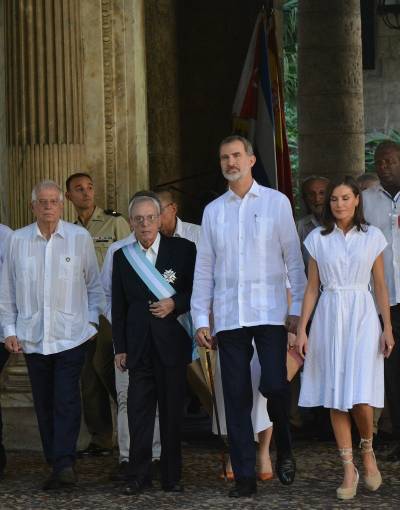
[0,180,104,490]
[192,135,306,498]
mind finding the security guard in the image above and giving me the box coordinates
[66,172,131,456]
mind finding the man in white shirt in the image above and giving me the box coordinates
[0,180,105,490]
[155,190,201,245]
[192,136,306,498]
[0,223,12,480]
[363,141,400,460]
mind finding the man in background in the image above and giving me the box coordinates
[0,223,12,480]
[363,141,400,460]
[66,172,130,457]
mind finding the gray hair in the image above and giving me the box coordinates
[32,180,64,202]
[128,195,161,219]
[219,135,254,156]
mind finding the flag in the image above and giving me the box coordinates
[232,10,294,205]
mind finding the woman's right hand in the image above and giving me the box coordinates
[295,330,308,359]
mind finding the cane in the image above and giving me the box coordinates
[205,348,228,481]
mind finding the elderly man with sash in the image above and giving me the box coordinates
[111,193,196,494]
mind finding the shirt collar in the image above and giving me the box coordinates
[76,205,102,226]
[137,232,161,256]
[226,179,260,201]
[34,220,65,240]
[333,223,360,236]
[174,217,183,237]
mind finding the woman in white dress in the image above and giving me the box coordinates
[296,176,394,501]
[213,344,273,480]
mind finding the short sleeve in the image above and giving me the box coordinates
[303,229,319,260]
[370,226,388,261]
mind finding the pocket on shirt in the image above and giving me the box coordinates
[59,255,81,281]
[250,283,275,311]
[16,311,41,342]
[254,217,273,241]
[17,256,37,281]
[53,309,82,340]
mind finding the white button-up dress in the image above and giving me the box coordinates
[299,225,387,411]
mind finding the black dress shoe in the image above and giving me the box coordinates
[124,479,152,495]
[228,478,257,498]
[276,455,296,485]
[386,444,400,461]
[110,461,130,482]
[58,467,77,486]
[162,482,184,493]
[151,459,161,480]
[77,443,113,458]
[43,467,77,490]
[42,474,61,491]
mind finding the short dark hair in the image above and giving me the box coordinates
[374,141,400,161]
[66,172,93,191]
[321,176,368,236]
[219,135,254,156]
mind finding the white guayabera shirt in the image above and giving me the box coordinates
[0,220,105,354]
[191,180,306,334]
[363,184,400,306]
[0,224,12,341]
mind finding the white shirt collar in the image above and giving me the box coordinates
[226,179,260,201]
[174,217,183,237]
[137,232,161,256]
[34,220,65,240]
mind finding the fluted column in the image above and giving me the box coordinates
[5,0,85,228]
[297,0,365,181]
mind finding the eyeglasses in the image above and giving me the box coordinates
[132,214,160,225]
[35,199,62,208]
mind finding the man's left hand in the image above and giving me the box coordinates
[149,298,175,318]
[285,315,299,335]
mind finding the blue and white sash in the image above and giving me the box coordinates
[122,242,199,360]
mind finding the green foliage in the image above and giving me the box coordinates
[282,1,299,212]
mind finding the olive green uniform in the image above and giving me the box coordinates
[77,206,130,449]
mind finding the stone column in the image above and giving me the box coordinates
[297,0,365,181]
[80,0,149,212]
[4,0,85,227]
[144,0,182,190]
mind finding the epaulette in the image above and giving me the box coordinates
[104,209,122,217]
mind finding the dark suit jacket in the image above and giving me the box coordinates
[112,234,196,368]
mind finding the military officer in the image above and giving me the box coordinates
[66,172,131,456]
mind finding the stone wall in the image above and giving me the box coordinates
[363,18,400,136]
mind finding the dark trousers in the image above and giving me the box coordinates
[81,316,116,448]
[384,304,400,438]
[127,335,186,487]
[0,344,10,471]
[218,325,291,480]
[25,342,87,473]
